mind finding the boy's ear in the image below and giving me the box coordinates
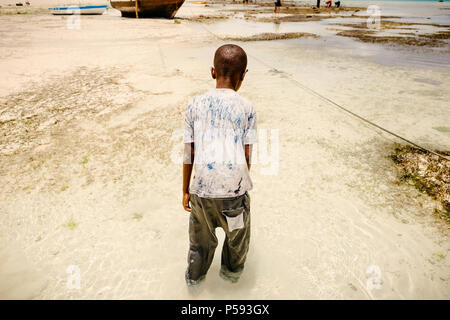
[241,69,248,80]
[211,67,216,79]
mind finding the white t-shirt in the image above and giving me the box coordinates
[184,88,257,198]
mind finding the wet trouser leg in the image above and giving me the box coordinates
[186,195,218,284]
[186,193,251,284]
[219,193,251,280]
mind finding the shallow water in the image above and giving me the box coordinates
[0,1,449,300]
[195,10,450,70]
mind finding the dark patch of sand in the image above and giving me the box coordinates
[334,21,418,30]
[256,14,332,23]
[334,20,450,30]
[0,7,47,15]
[184,14,232,23]
[420,30,450,40]
[335,26,450,48]
[340,15,402,19]
[224,32,318,41]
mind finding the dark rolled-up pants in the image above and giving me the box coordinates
[186,192,251,283]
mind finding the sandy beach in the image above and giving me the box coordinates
[0,0,449,299]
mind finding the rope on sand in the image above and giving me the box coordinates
[186,9,450,161]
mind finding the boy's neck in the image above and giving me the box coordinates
[216,78,237,91]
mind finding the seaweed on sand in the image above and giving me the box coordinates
[336,29,448,48]
[391,144,450,223]
[333,20,450,30]
[334,19,450,47]
[224,32,318,41]
[184,14,231,23]
[419,30,450,40]
[256,14,332,23]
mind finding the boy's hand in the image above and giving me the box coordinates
[182,192,191,212]
[182,143,194,213]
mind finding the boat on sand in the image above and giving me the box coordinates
[50,4,107,15]
[110,0,185,19]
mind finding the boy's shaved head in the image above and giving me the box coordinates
[213,44,247,78]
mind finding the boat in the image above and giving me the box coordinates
[110,0,185,18]
[50,4,107,15]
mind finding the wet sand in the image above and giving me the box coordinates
[0,1,449,299]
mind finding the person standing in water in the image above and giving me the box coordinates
[274,0,282,14]
[182,44,257,286]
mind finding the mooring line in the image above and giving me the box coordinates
[185,6,449,161]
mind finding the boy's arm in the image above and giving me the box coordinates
[243,107,256,170]
[245,144,252,171]
[182,143,194,212]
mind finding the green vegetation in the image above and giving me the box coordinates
[435,252,445,259]
[81,156,89,168]
[65,219,77,230]
[433,126,450,133]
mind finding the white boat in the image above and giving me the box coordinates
[50,4,107,15]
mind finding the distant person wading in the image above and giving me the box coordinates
[274,0,282,14]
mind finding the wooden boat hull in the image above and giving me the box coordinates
[110,0,185,18]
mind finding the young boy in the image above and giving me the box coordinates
[182,44,257,286]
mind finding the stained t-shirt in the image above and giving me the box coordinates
[183,88,257,198]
